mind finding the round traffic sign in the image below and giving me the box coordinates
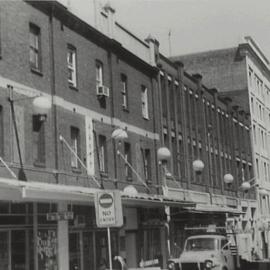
[99,193,114,208]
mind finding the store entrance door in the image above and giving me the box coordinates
[0,231,9,270]
[69,231,95,270]
[0,230,27,270]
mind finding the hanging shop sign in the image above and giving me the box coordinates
[95,190,123,227]
[46,211,74,221]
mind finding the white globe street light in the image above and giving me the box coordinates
[111,128,128,140]
[241,181,251,191]
[157,147,171,162]
[32,96,51,116]
[192,159,205,173]
[224,173,234,185]
[259,188,268,197]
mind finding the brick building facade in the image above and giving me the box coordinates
[0,1,259,270]
[172,36,270,261]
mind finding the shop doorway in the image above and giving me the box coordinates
[0,230,28,270]
[69,231,94,270]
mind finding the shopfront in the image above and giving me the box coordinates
[0,178,196,270]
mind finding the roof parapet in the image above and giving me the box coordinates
[145,34,160,67]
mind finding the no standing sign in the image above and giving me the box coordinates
[95,190,123,228]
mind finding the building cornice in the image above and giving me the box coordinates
[25,0,157,77]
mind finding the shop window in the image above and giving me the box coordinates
[141,229,162,264]
[29,23,41,71]
[32,115,45,166]
[37,230,57,269]
[96,231,118,269]
[0,106,3,156]
[69,232,81,270]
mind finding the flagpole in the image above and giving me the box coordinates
[168,29,172,57]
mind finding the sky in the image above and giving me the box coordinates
[63,0,270,59]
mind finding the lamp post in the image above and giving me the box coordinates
[157,146,171,196]
[157,146,171,262]
[157,147,206,260]
[7,85,51,181]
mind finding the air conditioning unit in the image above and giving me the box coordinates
[96,85,110,97]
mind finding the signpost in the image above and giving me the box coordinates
[95,190,123,270]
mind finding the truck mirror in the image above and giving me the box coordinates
[222,241,231,250]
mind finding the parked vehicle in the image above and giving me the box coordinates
[168,234,235,270]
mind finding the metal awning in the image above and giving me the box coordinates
[0,177,98,203]
[121,192,196,208]
[0,178,196,209]
[183,203,243,215]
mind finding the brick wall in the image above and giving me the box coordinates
[0,1,160,192]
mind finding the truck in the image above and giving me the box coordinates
[168,234,235,270]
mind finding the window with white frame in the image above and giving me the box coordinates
[248,68,253,87]
[98,135,107,173]
[29,23,41,70]
[70,127,80,168]
[141,85,149,119]
[96,60,103,89]
[142,148,151,182]
[67,45,77,87]
[124,142,132,180]
[121,74,128,109]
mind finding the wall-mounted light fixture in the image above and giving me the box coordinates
[192,159,205,173]
[7,85,51,181]
[113,128,150,192]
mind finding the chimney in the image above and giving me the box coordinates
[103,2,115,39]
[145,34,160,67]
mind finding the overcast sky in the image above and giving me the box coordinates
[65,0,270,59]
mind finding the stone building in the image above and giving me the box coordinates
[172,36,270,261]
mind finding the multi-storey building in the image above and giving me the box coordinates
[156,54,256,259]
[0,1,176,269]
[171,36,270,261]
[0,1,260,270]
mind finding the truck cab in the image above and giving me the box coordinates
[169,234,235,270]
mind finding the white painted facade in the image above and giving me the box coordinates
[244,36,270,259]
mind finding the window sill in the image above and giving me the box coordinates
[31,68,43,77]
[69,84,78,91]
[33,161,46,168]
[100,171,109,178]
[72,167,82,174]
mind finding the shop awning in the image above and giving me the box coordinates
[183,203,243,215]
[0,177,98,203]
[121,192,196,208]
[0,178,196,209]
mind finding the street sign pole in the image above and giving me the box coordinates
[107,227,113,270]
[95,190,123,269]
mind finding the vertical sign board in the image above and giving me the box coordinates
[95,190,123,228]
[85,116,95,175]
